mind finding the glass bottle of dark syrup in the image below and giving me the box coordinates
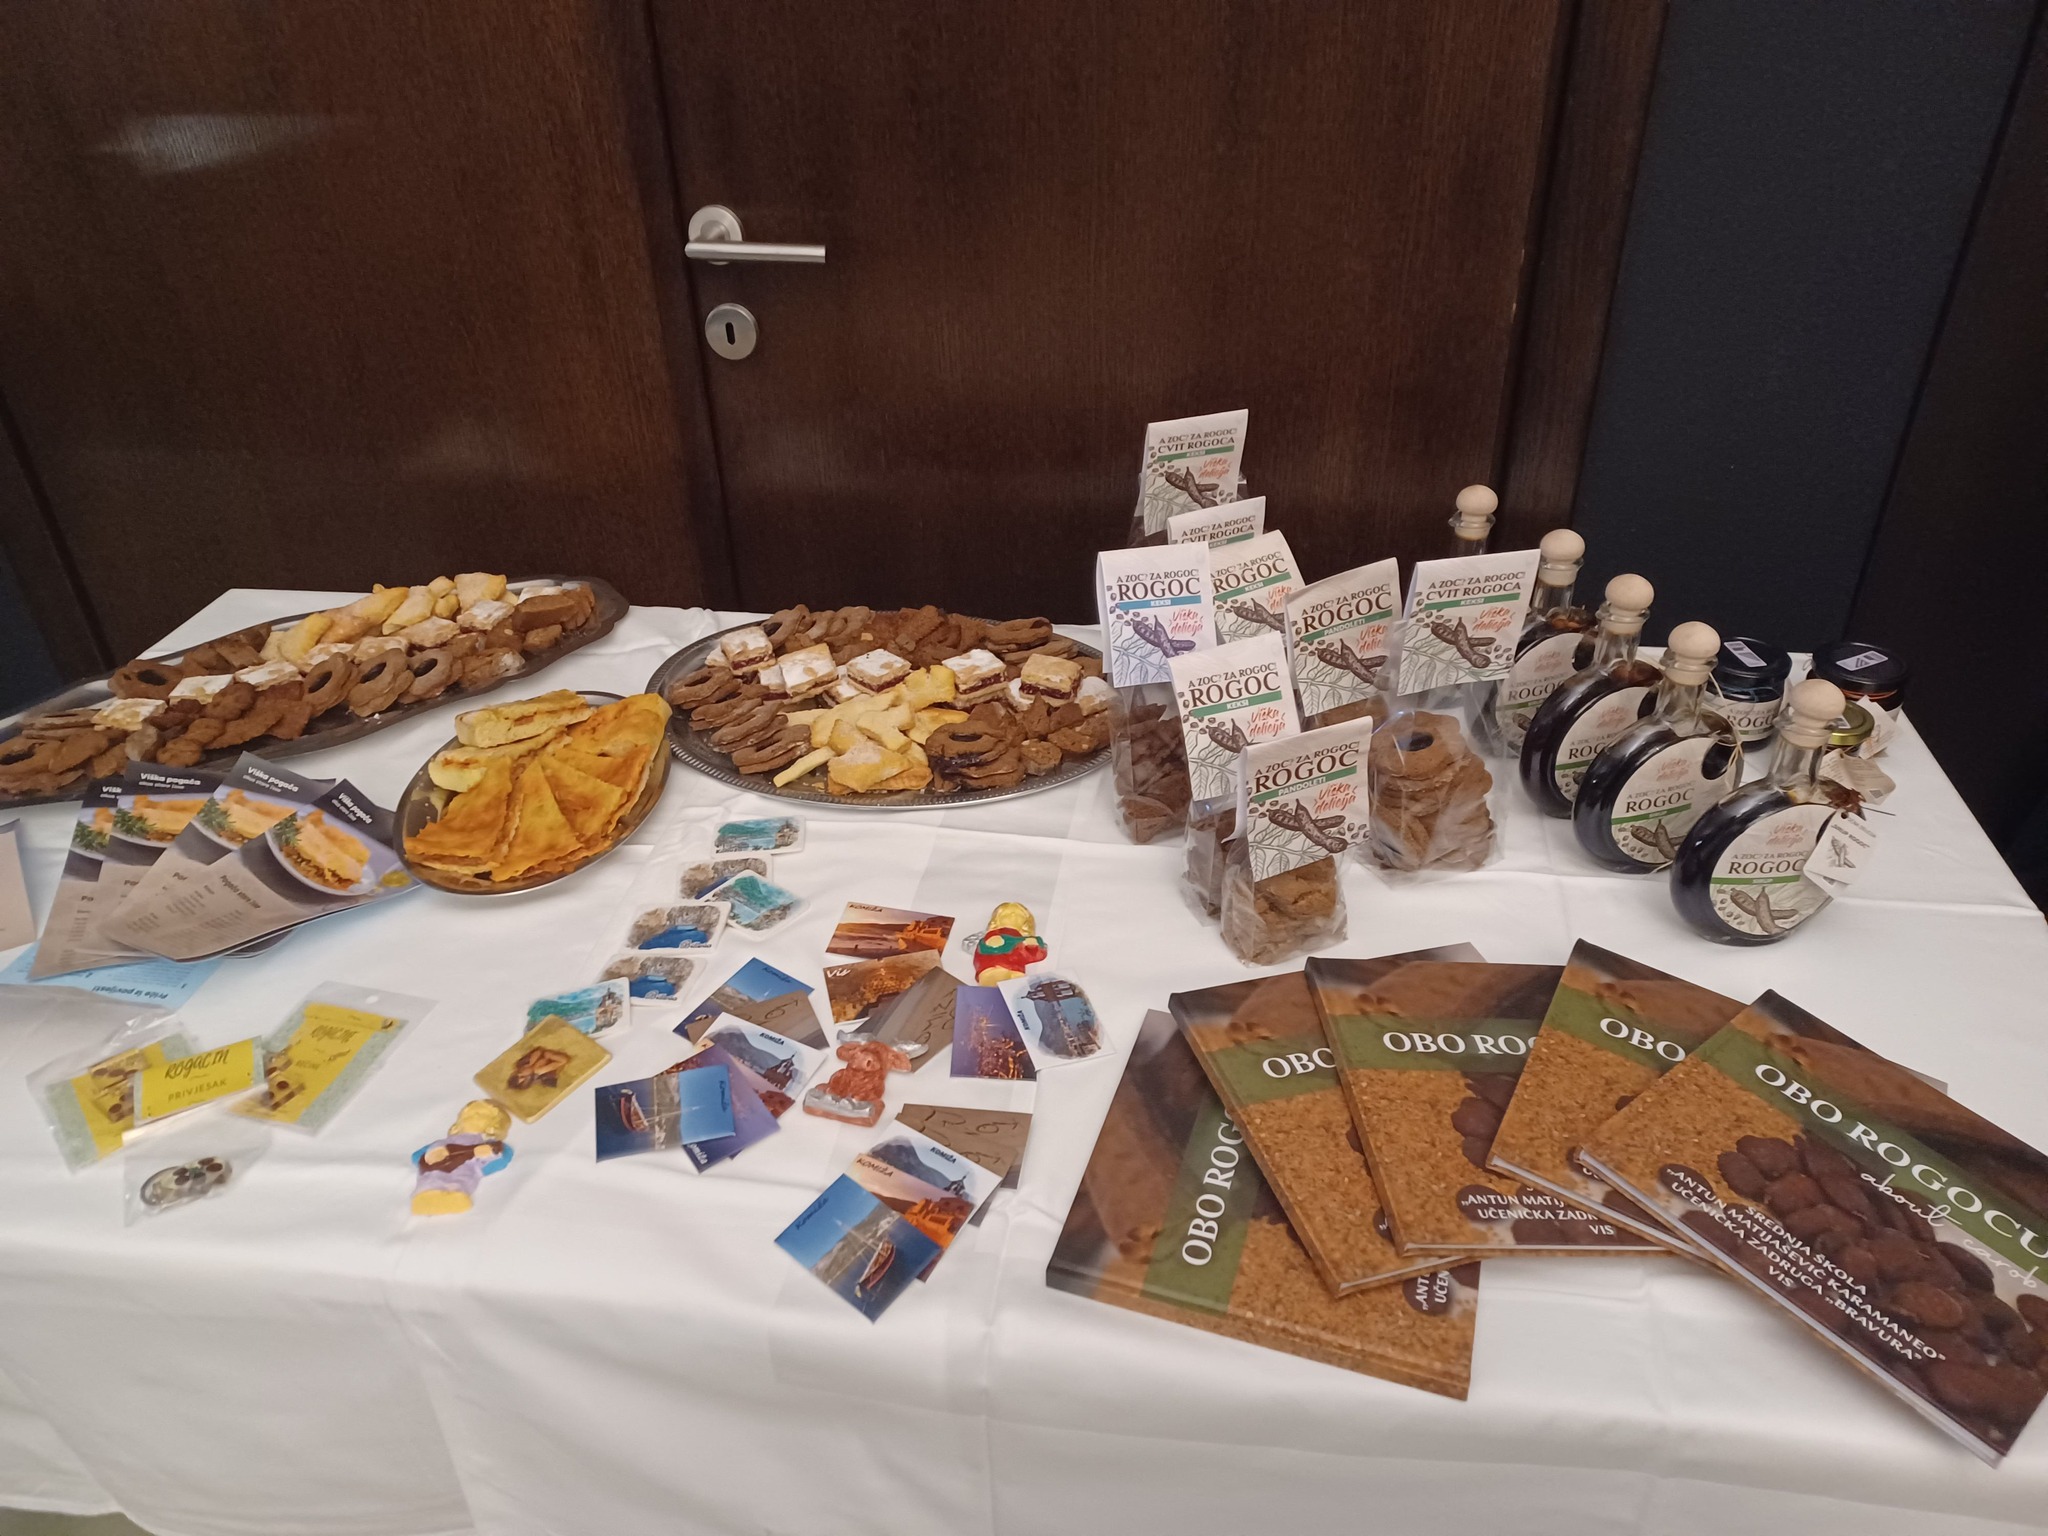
[1491,528,1595,755]
[1518,573,1659,817]
[1671,679,1848,944]
[1574,621,1742,870]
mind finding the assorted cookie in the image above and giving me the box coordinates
[0,577,603,802]
[665,605,1111,796]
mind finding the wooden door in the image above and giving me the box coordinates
[656,0,1628,619]
[0,0,724,662]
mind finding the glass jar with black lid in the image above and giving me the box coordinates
[1709,636,1790,745]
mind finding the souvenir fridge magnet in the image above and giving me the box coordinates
[802,1039,923,1128]
[971,901,1049,983]
[412,1100,515,1214]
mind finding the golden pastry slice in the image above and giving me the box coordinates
[546,741,647,794]
[492,761,584,881]
[538,752,629,847]
[405,757,517,871]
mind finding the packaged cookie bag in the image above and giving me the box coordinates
[1219,719,1371,966]
[1095,543,1217,843]
[1284,557,1400,729]
[1168,634,1299,916]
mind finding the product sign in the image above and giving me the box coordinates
[1236,718,1371,882]
[1284,558,1400,719]
[1134,410,1247,537]
[1169,634,1300,804]
[1094,544,1217,687]
[1392,551,1541,695]
[1210,530,1302,644]
[1168,495,1267,547]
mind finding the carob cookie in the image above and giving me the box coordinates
[1366,710,1494,872]
[1109,689,1191,844]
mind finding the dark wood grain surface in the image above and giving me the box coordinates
[1498,0,1669,552]
[0,0,714,661]
[658,0,1573,619]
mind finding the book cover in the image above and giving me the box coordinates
[1307,957,1652,1255]
[1487,940,1743,1248]
[1046,1008,1478,1399]
[1171,947,1480,1296]
[1580,992,2048,1464]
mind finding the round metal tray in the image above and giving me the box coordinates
[646,622,1109,810]
[0,575,629,811]
[395,691,670,894]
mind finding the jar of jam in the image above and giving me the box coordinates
[1826,703,1874,754]
[1810,640,1908,756]
[1709,636,1790,744]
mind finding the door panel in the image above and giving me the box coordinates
[659,0,1570,619]
[0,1,716,661]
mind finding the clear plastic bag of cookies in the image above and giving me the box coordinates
[1168,634,1299,914]
[1095,545,1219,845]
[1218,719,1371,966]
[1365,694,1500,877]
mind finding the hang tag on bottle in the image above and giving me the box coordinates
[1802,809,1880,897]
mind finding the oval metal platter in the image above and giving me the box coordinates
[646,622,1109,810]
[395,690,670,895]
[0,576,629,811]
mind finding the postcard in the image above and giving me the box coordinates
[714,816,804,854]
[601,952,698,1001]
[526,978,629,1038]
[840,965,960,1059]
[474,1016,612,1123]
[679,855,768,900]
[895,1104,1033,1184]
[824,949,941,1024]
[593,1065,735,1161]
[950,984,1037,1080]
[708,872,804,936]
[664,1043,781,1168]
[625,901,727,951]
[826,902,955,961]
[776,1175,943,1321]
[679,957,824,1045]
[699,1017,824,1116]
[999,973,1104,1070]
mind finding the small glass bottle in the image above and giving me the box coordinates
[1518,574,1659,817]
[1670,679,1848,945]
[1573,622,1742,871]
[1447,484,1496,556]
[1708,636,1790,746]
[1491,527,1595,755]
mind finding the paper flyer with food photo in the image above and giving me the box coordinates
[1284,558,1401,721]
[1047,1009,1479,1397]
[1390,550,1542,696]
[1209,530,1302,645]
[1307,957,1652,1255]
[1580,992,2048,1464]
[1134,409,1247,537]
[1172,948,1481,1297]
[101,774,413,962]
[27,780,130,979]
[1487,940,1742,1246]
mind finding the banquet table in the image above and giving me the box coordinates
[1,589,2046,1536]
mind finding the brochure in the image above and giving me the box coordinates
[1306,957,1651,1254]
[61,764,225,972]
[1172,947,1480,1296]
[1487,941,1742,1246]
[0,820,27,952]
[1581,992,2048,1464]
[1046,1009,1479,1397]
[1389,550,1542,696]
[29,780,131,979]
[1133,409,1247,538]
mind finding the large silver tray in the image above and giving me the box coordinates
[0,576,628,810]
[647,622,1108,810]
[395,691,669,895]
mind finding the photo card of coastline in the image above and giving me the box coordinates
[826,902,956,961]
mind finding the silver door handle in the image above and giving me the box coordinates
[685,205,824,265]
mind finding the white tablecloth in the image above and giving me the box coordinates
[1,592,2045,1536]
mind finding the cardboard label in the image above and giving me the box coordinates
[1392,550,1541,694]
[1802,807,1881,896]
[1237,718,1371,881]
[1210,529,1302,644]
[135,1039,260,1120]
[1169,634,1300,804]
[1095,544,1217,687]
[1135,410,1247,536]
[1168,495,1266,547]
[1284,558,1400,719]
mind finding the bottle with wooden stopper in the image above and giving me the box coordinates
[1573,622,1742,870]
[1491,528,1595,754]
[1517,573,1659,816]
[1447,485,1497,556]
[1671,679,1849,944]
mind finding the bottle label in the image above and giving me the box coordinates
[1495,631,1583,751]
[1552,685,1652,803]
[1708,802,1834,936]
[1715,692,1781,742]
[1607,735,1737,867]
[1801,808,1880,897]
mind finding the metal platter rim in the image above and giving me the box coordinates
[394,689,670,896]
[645,620,1108,812]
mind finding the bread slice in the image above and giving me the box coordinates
[455,689,592,749]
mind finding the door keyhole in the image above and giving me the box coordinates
[704,302,758,360]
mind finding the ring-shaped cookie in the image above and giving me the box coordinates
[302,654,356,714]
[347,653,413,716]
[110,660,186,700]
[404,647,456,701]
